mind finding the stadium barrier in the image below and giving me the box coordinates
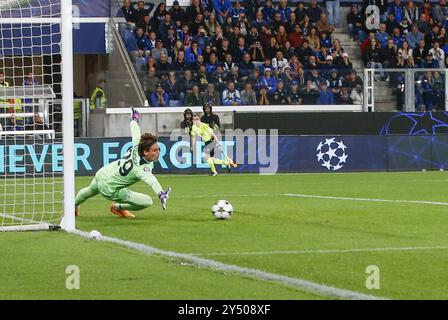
[100,105,363,137]
[234,111,448,135]
[100,109,447,137]
[1,135,448,175]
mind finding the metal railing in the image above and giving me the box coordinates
[107,17,148,107]
[364,68,448,112]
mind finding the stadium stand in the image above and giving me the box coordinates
[114,0,447,111]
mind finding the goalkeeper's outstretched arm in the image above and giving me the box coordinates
[130,108,141,146]
[130,108,172,210]
[139,171,163,195]
[139,172,171,210]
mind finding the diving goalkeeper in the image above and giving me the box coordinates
[74,108,171,219]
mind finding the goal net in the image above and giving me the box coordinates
[0,0,75,231]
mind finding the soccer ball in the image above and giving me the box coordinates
[212,200,233,219]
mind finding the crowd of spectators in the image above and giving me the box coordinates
[348,0,448,110]
[118,0,364,107]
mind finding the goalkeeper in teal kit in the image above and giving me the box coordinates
[74,108,171,219]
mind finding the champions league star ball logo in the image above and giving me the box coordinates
[316,138,348,171]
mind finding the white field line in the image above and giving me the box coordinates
[156,171,448,177]
[284,193,448,206]
[171,193,448,206]
[70,229,385,300]
[175,193,274,198]
[191,245,448,257]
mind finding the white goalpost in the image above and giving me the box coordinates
[0,0,75,231]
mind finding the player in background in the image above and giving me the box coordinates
[190,112,237,176]
[74,108,171,219]
[180,108,193,135]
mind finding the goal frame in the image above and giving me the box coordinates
[0,0,75,232]
[60,0,75,231]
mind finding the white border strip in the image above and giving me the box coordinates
[106,105,363,114]
[284,193,448,206]
[73,17,109,24]
[70,229,385,300]
[0,223,50,232]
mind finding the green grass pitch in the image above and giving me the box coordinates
[1,172,448,299]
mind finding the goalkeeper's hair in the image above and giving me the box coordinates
[138,133,158,156]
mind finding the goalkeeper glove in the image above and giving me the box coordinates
[131,107,140,122]
[158,187,172,210]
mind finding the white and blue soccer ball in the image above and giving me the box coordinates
[212,200,233,219]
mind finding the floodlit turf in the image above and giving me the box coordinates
[0,231,321,300]
[2,171,448,299]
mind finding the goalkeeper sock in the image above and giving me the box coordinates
[117,203,148,211]
[214,159,230,166]
[207,158,217,173]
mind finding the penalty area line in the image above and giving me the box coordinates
[175,193,274,199]
[284,193,448,206]
[70,229,386,300]
[192,245,448,257]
